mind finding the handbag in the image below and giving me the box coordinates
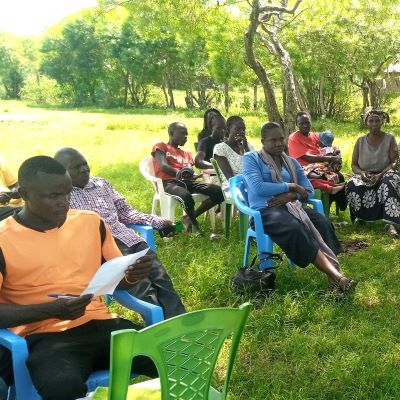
[231,252,282,295]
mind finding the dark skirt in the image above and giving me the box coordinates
[346,171,400,224]
[259,205,342,268]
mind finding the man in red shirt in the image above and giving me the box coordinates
[152,122,224,234]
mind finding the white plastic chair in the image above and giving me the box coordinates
[139,156,215,228]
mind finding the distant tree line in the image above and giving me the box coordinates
[0,0,399,129]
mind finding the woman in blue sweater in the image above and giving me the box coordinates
[243,122,356,297]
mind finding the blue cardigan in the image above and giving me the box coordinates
[242,150,314,210]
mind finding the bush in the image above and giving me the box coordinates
[20,75,61,105]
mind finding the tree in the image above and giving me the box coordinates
[0,34,35,99]
[245,0,304,134]
[40,18,106,105]
[244,0,282,124]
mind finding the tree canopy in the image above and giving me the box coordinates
[0,0,399,121]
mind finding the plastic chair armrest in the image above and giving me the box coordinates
[0,329,37,399]
[0,328,28,352]
[126,224,156,252]
[307,199,324,215]
[112,290,164,325]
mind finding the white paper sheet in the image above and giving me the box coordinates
[81,248,149,296]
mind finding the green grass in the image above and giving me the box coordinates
[1,101,400,399]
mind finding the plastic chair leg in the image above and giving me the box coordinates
[243,232,252,267]
[224,203,233,238]
[151,196,159,215]
[239,213,249,241]
[208,207,216,230]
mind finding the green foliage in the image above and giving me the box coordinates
[0,33,36,99]
[20,75,61,105]
[40,18,107,105]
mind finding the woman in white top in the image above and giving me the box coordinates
[213,116,253,192]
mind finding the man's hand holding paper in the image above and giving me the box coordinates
[123,254,153,285]
[81,248,150,296]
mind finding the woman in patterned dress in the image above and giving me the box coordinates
[346,109,399,236]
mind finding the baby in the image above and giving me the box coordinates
[318,130,342,172]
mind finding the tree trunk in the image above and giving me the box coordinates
[161,83,169,108]
[361,81,370,112]
[166,77,175,110]
[224,82,229,113]
[268,29,300,135]
[367,78,380,109]
[253,84,258,110]
[244,0,282,124]
[319,76,326,118]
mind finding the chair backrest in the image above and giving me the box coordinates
[139,156,162,194]
[108,303,252,400]
[229,175,250,213]
[210,157,225,186]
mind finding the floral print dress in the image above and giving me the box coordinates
[346,170,400,224]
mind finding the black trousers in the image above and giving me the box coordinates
[259,205,342,268]
[1,319,157,400]
[163,179,224,209]
[116,240,186,319]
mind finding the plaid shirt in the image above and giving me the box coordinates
[69,176,168,247]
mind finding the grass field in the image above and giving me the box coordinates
[1,101,400,399]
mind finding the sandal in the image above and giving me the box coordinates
[338,277,358,296]
[386,224,399,238]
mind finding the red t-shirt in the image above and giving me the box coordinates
[151,142,194,180]
[288,130,320,167]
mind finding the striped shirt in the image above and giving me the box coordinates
[70,176,168,247]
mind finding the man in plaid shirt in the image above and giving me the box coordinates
[55,148,185,319]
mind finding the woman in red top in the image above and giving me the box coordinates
[288,112,347,211]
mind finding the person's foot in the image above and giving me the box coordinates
[331,184,345,195]
[326,276,357,300]
[191,220,204,236]
[181,215,192,233]
[338,276,358,296]
[386,224,399,237]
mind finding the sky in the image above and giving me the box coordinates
[0,0,98,37]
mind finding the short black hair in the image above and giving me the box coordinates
[226,116,244,132]
[168,122,186,135]
[296,111,311,122]
[261,122,282,138]
[18,156,66,188]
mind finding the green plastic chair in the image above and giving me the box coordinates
[314,189,339,218]
[93,303,252,400]
[210,158,249,240]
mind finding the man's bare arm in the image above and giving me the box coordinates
[154,149,178,177]
[0,296,92,329]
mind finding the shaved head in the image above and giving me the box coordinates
[54,148,90,188]
[54,147,82,167]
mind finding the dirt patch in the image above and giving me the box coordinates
[342,239,369,254]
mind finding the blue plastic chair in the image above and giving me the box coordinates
[126,224,156,252]
[0,291,164,400]
[105,224,156,305]
[229,175,324,271]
